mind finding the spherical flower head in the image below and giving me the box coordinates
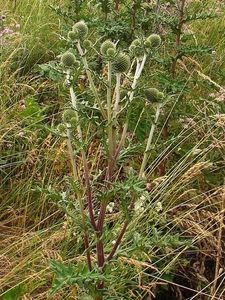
[57,124,67,136]
[100,40,116,56]
[106,47,116,58]
[144,39,151,49]
[145,88,161,103]
[61,52,76,68]
[147,34,161,48]
[72,20,88,40]
[68,31,78,41]
[83,39,92,49]
[129,38,144,57]
[63,109,76,124]
[157,92,164,101]
[112,52,130,73]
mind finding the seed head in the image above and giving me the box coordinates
[72,20,88,39]
[100,40,116,56]
[112,52,130,73]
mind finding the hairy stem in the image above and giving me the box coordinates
[115,57,145,159]
[76,42,106,119]
[139,104,161,178]
[113,73,121,116]
[107,61,114,180]
[66,127,92,270]
[69,81,97,231]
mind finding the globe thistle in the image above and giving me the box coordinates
[83,39,92,49]
[144,39,151,49]
[61,52,76,68]
[63,109,77,124]
[72,20,88,39]
[129,38,144,57]
[145,88,161,103]
[57,124,67,136]
[147,34,161,48]
[100,40,116,56]
[68,31,78,41]
[112,52,130,73]
[157,92,164,101]
[106,47,116,58]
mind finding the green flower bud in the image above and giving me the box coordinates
[106,47,116,58]
[157,92,164,100]
[145,88,161,103]
[131,39,142,47]
[61,52,76,67]
[73,20,88,39]
[100,40,116,56]
[112,53,130,73]
[57,124,67,136]
[63,109,77,124]
[68,31,78,41]
[129,39,144,57]
[70,117,77,127]
[144,39,151,48]
[147,34,161,48]
[83,39,92,49]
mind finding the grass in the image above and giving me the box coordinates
[0,0,224,299]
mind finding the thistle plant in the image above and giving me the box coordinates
[52,20,164,299]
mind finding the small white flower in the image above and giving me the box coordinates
[106,202,115,213]
[134,200,144,213]
[155,202,162,212]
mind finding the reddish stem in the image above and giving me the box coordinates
[82,152,97,231]
[84,232,92,271]
[107,220,128,262]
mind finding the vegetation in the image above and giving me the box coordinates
[0,1,224,299]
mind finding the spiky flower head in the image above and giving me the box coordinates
[57,124,67,136]
[157,92,164,101]
[68,31,78,41]
[61,52,77,67]
[144,88,163,103]
[106,47,116,58]
[63,109,77,124]
[147,34,161,48]
[100,40,116,56]
[72,20,88,39]
[144,39,151,49]
[112,52,130,73]
[129,38,144,57]
[83,39,92,49]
